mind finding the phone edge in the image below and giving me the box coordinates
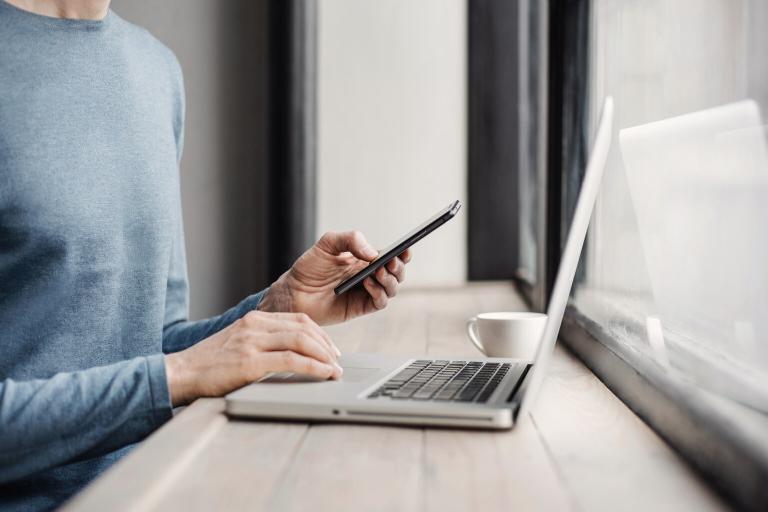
[333,201,461,295]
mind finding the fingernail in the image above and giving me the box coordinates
[333,345,342,357]
[365,247,378,259]
[334,362,344,374]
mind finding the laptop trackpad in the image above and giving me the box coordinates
[340,367,379,382]
[262,367,379,384]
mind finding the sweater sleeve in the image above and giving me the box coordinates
[0,354,172,483]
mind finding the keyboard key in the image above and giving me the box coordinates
[455,387,482,402]
[368,360,519,403]
[392,387,419,398]
[412,388,439,399]
[434,387,462,400]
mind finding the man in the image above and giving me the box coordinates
[0,1,410,509]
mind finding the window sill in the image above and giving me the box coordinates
[561,305,768,512]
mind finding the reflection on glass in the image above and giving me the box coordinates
[575,0,768,412]
[622,102,768,408]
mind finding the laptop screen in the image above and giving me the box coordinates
[516,97,614,420]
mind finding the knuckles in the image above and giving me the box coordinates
[294,312,311,325]
[349,230,365,246]
[300,356,317,374]
[293,331,311,348]
[241,310,263,327]
[232,331,256,350]
[232,340,258,365]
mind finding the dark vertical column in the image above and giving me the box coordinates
[265,0,317,283]
[467,0,520,280]
[545,0,589,301]
[219,0,271,296]
[545,0,565,300]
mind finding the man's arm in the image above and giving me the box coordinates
[258,231,411,325]
[0,356,171,483]
[160,229,412,354]
[1,309,345,484]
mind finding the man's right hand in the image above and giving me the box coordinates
[164,311,343,406]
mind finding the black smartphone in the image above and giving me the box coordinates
[333,200,462,295]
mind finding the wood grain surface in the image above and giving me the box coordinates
[63,283,728,512]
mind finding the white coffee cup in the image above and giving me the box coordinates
[466,312,547,360]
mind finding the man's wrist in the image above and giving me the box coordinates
[258,273,295,313]
[165,352,194,407]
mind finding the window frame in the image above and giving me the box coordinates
[466,0,522,281]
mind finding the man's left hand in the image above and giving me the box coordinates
[258,231,411,325]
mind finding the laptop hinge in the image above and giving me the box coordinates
[506,364,532,404]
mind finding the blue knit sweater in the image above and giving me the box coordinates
[0,3,265,509]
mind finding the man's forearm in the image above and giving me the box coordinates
[0,356,171,483]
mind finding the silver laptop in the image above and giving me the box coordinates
[226,97,613,429]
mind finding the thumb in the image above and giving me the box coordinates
[318,231,378,261]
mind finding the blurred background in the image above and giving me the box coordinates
[108,0,768,397]
[109,1,768,508]
[112,0,476,320]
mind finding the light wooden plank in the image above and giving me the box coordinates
[529,347,728,512]
[325,290,430,355]
[264,289,429,511]
[423,282,527,357]
[422,283,574,511]
[424,286,478,358]
[62,399,226,512]
[423,422,574,511]
[149,421,308,511]
[267,424,425,512]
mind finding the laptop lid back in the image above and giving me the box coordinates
[516,97,614,420]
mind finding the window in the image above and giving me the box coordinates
[548,1,768,509]
[578,0,768,402]
[517,0,548,306]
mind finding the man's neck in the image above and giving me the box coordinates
[5,0,110,20]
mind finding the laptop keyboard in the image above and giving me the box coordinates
[367,360,512,403]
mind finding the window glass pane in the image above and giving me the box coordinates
[576,0,768,410]
[518,0,546,290]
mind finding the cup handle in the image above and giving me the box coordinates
[466,317,486,356]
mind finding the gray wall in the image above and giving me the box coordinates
[316,0,467,286]
[112,0,470,317]
[111,0,268,320]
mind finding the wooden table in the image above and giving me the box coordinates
[64,283,728,511]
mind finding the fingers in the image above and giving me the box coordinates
[258,331,338,366]
[278,312,341,357]
[400,249,412,264]
[239,311,344,381]
[260,350,342,380]
[362,251,412,310]
[363,277,388,310]
[374,266,399,297]
[385,256,406,283]
[318,231,378,261]
[242,311,340,359]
